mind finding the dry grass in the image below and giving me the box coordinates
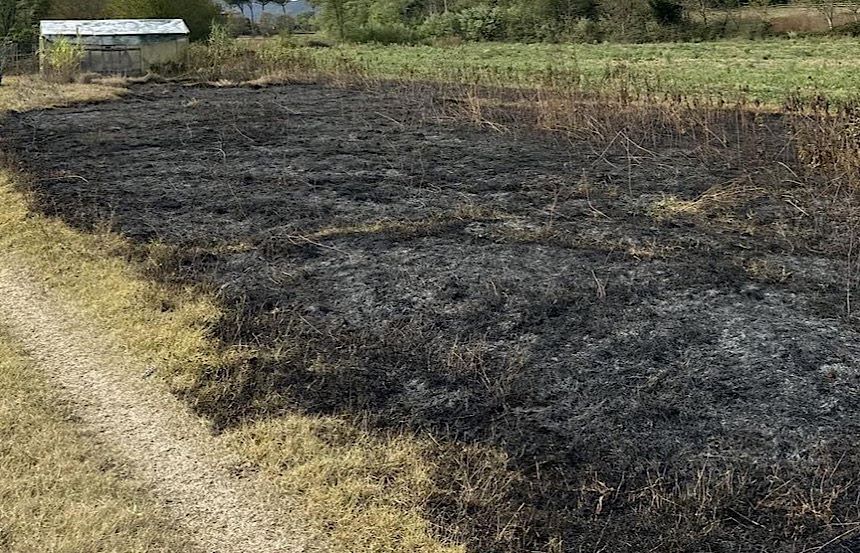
[0,82,463,553]
[648,179,766,219]
[0,75,125,115]
[227,418,464,553]
[301,205,511,242]
[0,335,197,553]
[0,169,222,394]
[711,5,860,33]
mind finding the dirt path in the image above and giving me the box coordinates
[0,258,322,553]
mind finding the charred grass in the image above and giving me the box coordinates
[1,73,860,553]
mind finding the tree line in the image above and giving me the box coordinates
[223,0,298,21]
[0,0,220,43]
[306,0,858,42]
[2,0,857,47]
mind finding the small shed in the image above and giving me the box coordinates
[39,19,190,76]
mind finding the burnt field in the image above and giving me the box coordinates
[3,83,860,552]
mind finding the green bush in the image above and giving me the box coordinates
[500,5,563,42]
[565,17,603,42]
[346,23,420,44]
[185,23,246,78]
[456,6,505,41]
[418,12,461,39]
[207,23,241,59]
[42,37,84,83]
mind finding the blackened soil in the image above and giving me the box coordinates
[3,84,860,553]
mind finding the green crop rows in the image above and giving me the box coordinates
[296,38,860,104]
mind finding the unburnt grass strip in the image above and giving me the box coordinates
[0,260,324,553]
[0,75,126,115]
[0,333,199,553]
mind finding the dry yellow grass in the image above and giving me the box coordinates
[0,79,463,553]
[648,180,765,219]
[0,335,198,553]
[0,75,125,114]
[0,170,222,394]
[228,417,464,553]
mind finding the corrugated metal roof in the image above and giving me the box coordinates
[40,19,190,37]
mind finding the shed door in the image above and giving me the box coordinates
[84,46,142,76]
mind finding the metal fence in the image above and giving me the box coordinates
[0,42,38,75]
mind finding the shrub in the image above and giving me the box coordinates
[185,23,248,79]
[456,6,506,41]
[42,37,85,83]
[648,0,683,25]
[831,21,860,37]
[207,23,241,60]
[598,0,651,41]
[224,13,253,37]
[346,23,419,44]
[499,5,566,42]
[419,6,508,42]
[419,11,461,39]
[566,17,603,42]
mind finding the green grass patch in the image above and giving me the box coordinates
[280,38,860,104]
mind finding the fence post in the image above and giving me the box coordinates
[0,42,7,84]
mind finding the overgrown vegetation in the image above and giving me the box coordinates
[183,35,860,105]
[40,36,83,82]
[304,0,860,42]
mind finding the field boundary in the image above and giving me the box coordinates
[0,256,324,553]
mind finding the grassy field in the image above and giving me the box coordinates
[0,335,197,553]
[271,38,860,104]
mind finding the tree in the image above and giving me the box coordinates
[258,0,274,18]
[272,0,290,14]
[0,1,17,38]
[1,0,50,42]
[225,0,250,20]
[107,0,220,40]
[309,0,350,38]
[244,0,258,22]
[811,0,838,30]
[47,0,109,18]
[648,0,682,24]
[536,0,599,20]
[598,0,648,38]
